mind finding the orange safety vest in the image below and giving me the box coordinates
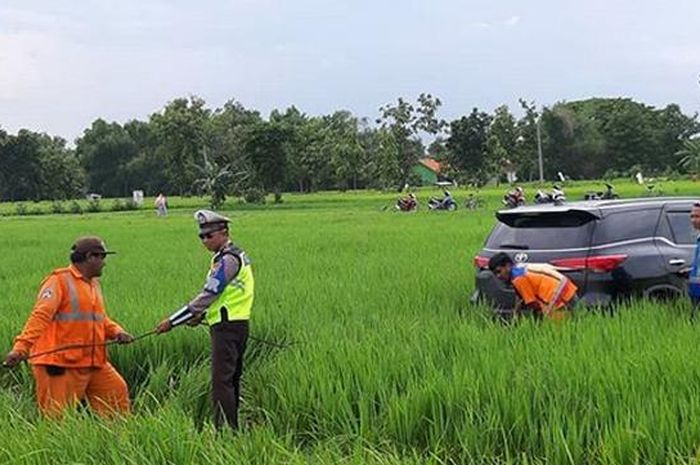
[12,265,123,368]
[511,264,578,311]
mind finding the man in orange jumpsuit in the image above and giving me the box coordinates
[488,252,578,320]
[3,236,134,417]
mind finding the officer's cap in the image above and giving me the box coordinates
[72,236,116,255]
[194,209,231,234]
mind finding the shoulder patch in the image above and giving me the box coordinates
[40,287,54,300]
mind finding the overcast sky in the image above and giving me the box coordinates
[1,0,699,142]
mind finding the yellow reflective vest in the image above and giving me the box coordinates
[206,246,254,326]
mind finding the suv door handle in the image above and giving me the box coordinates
[669,258,686,266]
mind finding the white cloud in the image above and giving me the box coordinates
[0,32,59,99]
[471,15,520,30]
[659,45,700,67]
[503,16,520,27]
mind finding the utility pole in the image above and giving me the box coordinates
[536,117,544,183]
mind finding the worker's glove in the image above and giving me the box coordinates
[155,319,173,334]
[186,313,205,327]
[3,350,27,368]
[114,331,135,344]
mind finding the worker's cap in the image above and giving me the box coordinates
[194,209,231,234]
[71,236,116,256]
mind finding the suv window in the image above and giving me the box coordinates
[592,209,660,245]
[486,213,594,250]
[666,211,695,244]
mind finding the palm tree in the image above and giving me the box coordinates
[677,139,700,180]
[193,148,249,209]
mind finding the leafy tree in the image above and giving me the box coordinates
[446,108,492,185]
[427,137,448,161]
[208,99,262,168]
[371,128,401,190]
[0,127,7,198]
[574,98,656,175]
[514,100,540,181]
[377,93,446,188]
[150,96,211,195]
[0,130,46,201]
[37,136,85,200]
[488,105,518,182]
[0,130,84,201]
[325,111,364,191]
[540,104,605,180]
[286,116,330,193]
[76,119,138,197]
[244,120,291,202]
[654,104,700,169]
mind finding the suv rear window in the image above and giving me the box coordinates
[591,209,660,245]
[486,213,594,250]
[666,211,694,244]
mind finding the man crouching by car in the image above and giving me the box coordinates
[488,253,579,321]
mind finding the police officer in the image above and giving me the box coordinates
[155,210,254,431]
[687,202,700,313]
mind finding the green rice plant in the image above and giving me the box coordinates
[2,190,700,463]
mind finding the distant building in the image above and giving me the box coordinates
[412,158,453,186]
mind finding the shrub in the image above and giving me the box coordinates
[15,203,28,216]
[111,199,126,211]
[124,199,140,210]
[86,199,101,213]
[69,201,84,214]
[51,201,65,214]
[243,188,266,204]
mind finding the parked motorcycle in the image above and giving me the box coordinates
[395,194,419,212]
[502,187,525,209]
[428,193,457,211]
[584,183,619,201]
[534,185,566,204]
[464,193,485,210]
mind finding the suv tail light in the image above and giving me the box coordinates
[551,254,628,273]
[474,255,489,269]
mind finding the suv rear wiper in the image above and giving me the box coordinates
[498,244,530,250]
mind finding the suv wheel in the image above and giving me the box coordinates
[643,285,684,302]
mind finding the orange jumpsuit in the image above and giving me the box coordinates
[511,264,578,320]
[12,265,129,416]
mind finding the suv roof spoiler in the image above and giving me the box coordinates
[496,208,601,226]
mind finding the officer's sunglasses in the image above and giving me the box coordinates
[89,252,108,259]
[199,229,224,240]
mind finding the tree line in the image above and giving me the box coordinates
[1,94,698,204]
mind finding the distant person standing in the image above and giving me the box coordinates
[155,193,168,216]
[688,202,700,311]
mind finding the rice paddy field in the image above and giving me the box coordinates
[2,180,700,464]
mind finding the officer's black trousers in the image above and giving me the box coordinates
[210,320,248,431]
